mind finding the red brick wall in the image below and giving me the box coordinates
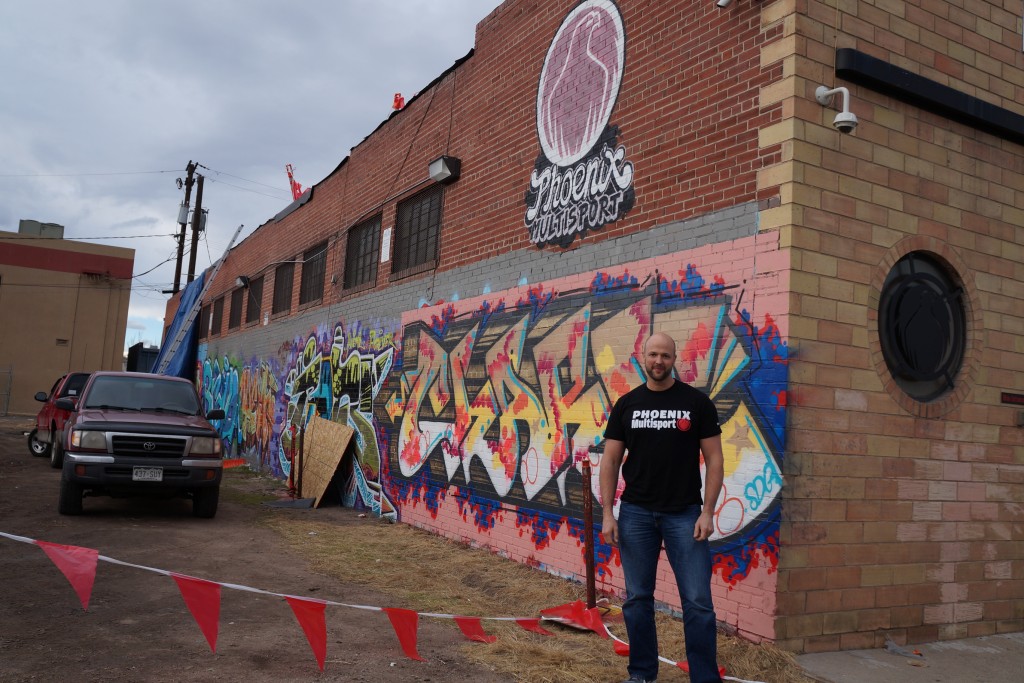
[169,1,781,326]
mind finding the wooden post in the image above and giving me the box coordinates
[581,459,596,609]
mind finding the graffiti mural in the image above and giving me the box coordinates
[379,245,786,585]
[280,324,396,518]
[198,320,399,516]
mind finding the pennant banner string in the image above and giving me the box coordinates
[3,530,766,682]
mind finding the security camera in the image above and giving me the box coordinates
[815,85,858,134]
[832,110,858,133]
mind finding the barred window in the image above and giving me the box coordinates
[299,241,328,305]
[211,296,224,336]
[394,185,443,273]
[198,305,211,340]
[272,261,294,314]
[344,216,380,289]
[245,276,264,324]
[229,287,243,329]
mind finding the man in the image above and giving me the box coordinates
[600,332,725,683]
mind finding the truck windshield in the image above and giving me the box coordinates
[83,377,201,414]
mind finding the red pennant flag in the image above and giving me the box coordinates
[285,596,328,671]
[171,573,221,653]
[35,540,99,610]
[613,638,630,656]
[454,616,497,643]
[674,660,727,677]
[538,601,609,638]
[383,607,425,661]
[514,619,553,636]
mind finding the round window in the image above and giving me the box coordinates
[878,251,966,402]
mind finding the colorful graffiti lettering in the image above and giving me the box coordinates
[380,259,786,584]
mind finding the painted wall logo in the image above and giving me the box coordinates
[525,0,635,248]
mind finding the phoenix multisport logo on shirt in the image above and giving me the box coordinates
[631,409,691,430]
[524,0,635,249]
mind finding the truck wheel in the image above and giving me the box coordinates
[50,433,64,469]
[192,487,219,518]
[58,472,83,515]
[28,429,49,457]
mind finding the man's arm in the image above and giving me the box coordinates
[600,438,626,546]
[695,434,724,541]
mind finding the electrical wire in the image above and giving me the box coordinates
[203,176,291,201]
[0,170,178,178]
[196,164,291,193]
[2,233,178,241]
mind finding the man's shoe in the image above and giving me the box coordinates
[623,677,656,683]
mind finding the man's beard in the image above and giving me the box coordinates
[646,364,672,382]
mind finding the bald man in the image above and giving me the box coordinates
[600,332,725,683]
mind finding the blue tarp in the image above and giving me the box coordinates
[152,272,206,379]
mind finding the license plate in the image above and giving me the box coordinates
[132,466,163,482]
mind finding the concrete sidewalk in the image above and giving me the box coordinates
[796,632,1024,683]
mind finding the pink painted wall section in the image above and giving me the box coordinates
[381,232,787,641]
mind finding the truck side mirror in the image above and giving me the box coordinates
[206,408,226,420]
[35,392,48,402]
[55,398,76,411]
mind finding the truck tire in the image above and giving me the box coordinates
[58,473,83,515]
[28,429,49,457]
[50,432,64,469]
[192,487,219,518]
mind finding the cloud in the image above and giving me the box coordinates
[0,0,496,352]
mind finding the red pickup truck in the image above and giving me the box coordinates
[29,372,91,467]
[55,371,226,518]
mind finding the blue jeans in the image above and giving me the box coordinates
[618,501,721,683]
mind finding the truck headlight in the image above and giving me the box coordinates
[191,437,222,456]
[70,430,107,450]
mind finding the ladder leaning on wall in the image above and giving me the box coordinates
[155,224,244,375]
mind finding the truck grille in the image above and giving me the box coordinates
[111,435,187,458]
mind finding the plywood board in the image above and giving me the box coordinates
[301,416,355,508]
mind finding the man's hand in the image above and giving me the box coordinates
[694,509,715,541]
[602,515,619,546]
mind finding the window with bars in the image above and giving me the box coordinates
[211,297,224,336]
[299,241,328,305]
[272,261,294,314]
[344,216,380,289]
[198,305,211,340]
[393,185,443,273]
[229,287,243,329]
[245,275,264,324]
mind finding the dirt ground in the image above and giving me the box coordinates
[0,415,513,683]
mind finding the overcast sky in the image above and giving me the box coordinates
[0,0,500,352]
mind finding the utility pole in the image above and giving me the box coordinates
[172,161,196,294]
[186,173,205,284]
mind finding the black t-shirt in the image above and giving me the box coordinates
[604,380,722,512]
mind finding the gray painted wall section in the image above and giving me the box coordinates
[199,202,759,362]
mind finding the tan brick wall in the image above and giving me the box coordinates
[765,0,1024,654]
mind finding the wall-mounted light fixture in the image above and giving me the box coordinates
[235,275,250,288]
[715,0,731,7]
[428,155,462,184]
[815,85,858,134]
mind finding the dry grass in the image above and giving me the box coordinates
[239,472,813,683]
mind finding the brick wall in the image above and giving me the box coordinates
[770,0,1024,653]
[166,0,793,648]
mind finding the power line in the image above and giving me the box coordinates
[2,233,178,241]
[203,176,291,201]
[197,164,291,193]
[0,170,178,178]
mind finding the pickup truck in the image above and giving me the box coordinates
[55,371,226,518]
[29,371,91,467]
